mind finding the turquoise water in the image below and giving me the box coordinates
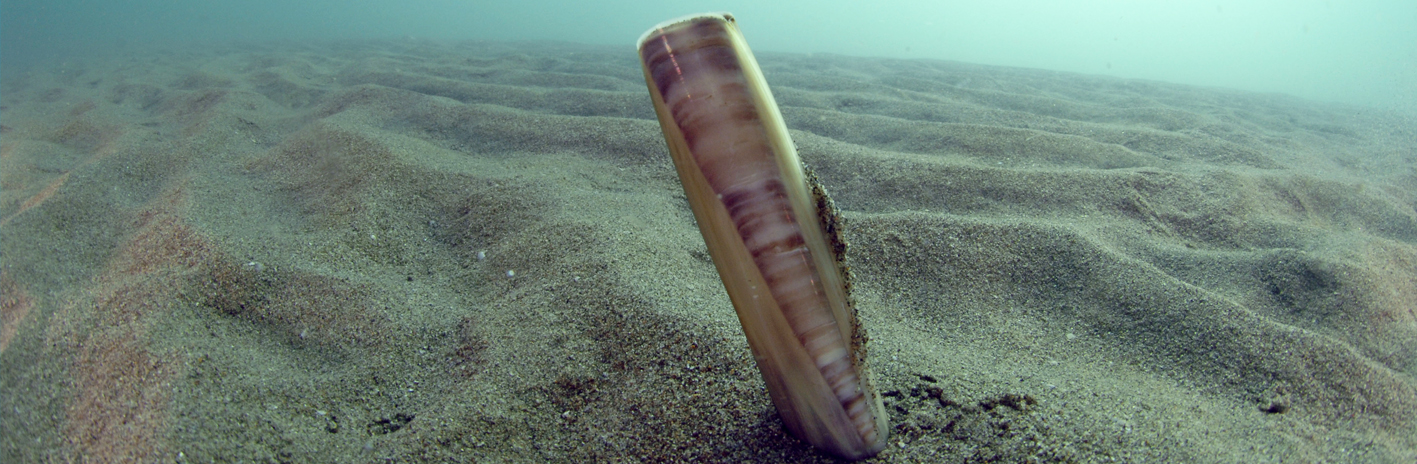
[3,0,1415,112]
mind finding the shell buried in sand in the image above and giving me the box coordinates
[636,13,889,460]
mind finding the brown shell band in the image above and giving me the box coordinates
[638,13,889,460]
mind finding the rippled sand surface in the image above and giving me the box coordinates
[3,40,1414,462]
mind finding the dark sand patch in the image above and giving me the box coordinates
[2,40,1414,462]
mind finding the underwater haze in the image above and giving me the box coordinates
[4,1,1417,463]
[4,0,1416,112]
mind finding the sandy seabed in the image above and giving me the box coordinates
[2,39,1415,463]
